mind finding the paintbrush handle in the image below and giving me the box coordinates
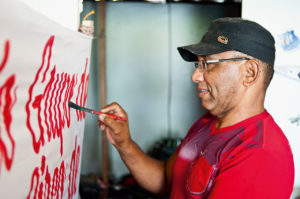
[91,110,127,121]
[68,101,127,121]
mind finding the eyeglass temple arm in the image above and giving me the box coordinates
[207,57,250,64]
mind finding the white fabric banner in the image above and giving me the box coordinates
[0,1,92,198]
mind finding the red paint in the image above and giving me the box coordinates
[68,136,81,199]
[53,73,60,139]
[76,58,89,121]
[45,67,56,140]
[27,137,81,199]
[27,155,66,199]
[0,40,17,174]
[65,75,77,127]
[57,73,65,129]
[0,40,9,72]
[25,36,89,155]
[26,36,55,154]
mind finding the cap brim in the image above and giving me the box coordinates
[177,42,229,62]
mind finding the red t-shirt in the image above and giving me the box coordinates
[170,111,294,199]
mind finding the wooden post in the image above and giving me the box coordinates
[99,0,109,195]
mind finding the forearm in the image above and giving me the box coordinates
[97,103,172,194]
[117,140,168,194]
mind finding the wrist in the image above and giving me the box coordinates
[116,138,135,153]
[117,139,141,160]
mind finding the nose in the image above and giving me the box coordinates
[191,68,204,83]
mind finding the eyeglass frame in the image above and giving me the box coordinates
[194,57,250,71]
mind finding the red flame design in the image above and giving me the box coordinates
[25,36,89,156]
[68,136,81,199]
[27,136,81,199]
[0,40,17,174]
[27,155,66,199]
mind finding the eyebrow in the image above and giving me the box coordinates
[205,55,215,59]
[198,56,208,61]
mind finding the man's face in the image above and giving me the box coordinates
[191,51,246,117]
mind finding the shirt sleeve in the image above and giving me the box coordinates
[207,147,294,199]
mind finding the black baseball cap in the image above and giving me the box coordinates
[177,17,276,67]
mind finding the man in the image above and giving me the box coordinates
[98,18,295,198]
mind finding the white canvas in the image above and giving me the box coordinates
[0,1,92,198]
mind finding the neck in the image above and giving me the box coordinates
[215,106,265,129]
[215,92,265,129]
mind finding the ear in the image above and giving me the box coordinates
[243,59,260,86]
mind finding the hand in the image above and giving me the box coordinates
[98,102,132,150]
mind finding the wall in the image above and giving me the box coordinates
[81,2,240,178]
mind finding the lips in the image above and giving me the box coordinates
[197,87,209,92]
[197,87,209,97]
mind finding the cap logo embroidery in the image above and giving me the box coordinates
[217,36,228,44]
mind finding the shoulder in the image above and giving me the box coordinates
[219,111,294,173]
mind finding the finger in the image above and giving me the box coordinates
[101,102,127,118]
[105,129,116,146]
[99,114,106,123]
[98,113,124,133]
[98,118,104,127]
[100,124,105,131]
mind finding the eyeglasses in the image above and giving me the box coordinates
[194,57,250,71]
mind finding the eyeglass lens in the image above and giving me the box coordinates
[194,60,206,71]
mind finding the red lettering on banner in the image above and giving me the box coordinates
[25,36,88,155]
[0,40,17,174]
[76,58,89,121]
[0,40,9,72]
[68,136,81,199]
[27,136,80,199]
[27,155,66,199]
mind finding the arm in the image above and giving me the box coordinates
[98,102,177,194]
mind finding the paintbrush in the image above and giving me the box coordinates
[68,101,127,121]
